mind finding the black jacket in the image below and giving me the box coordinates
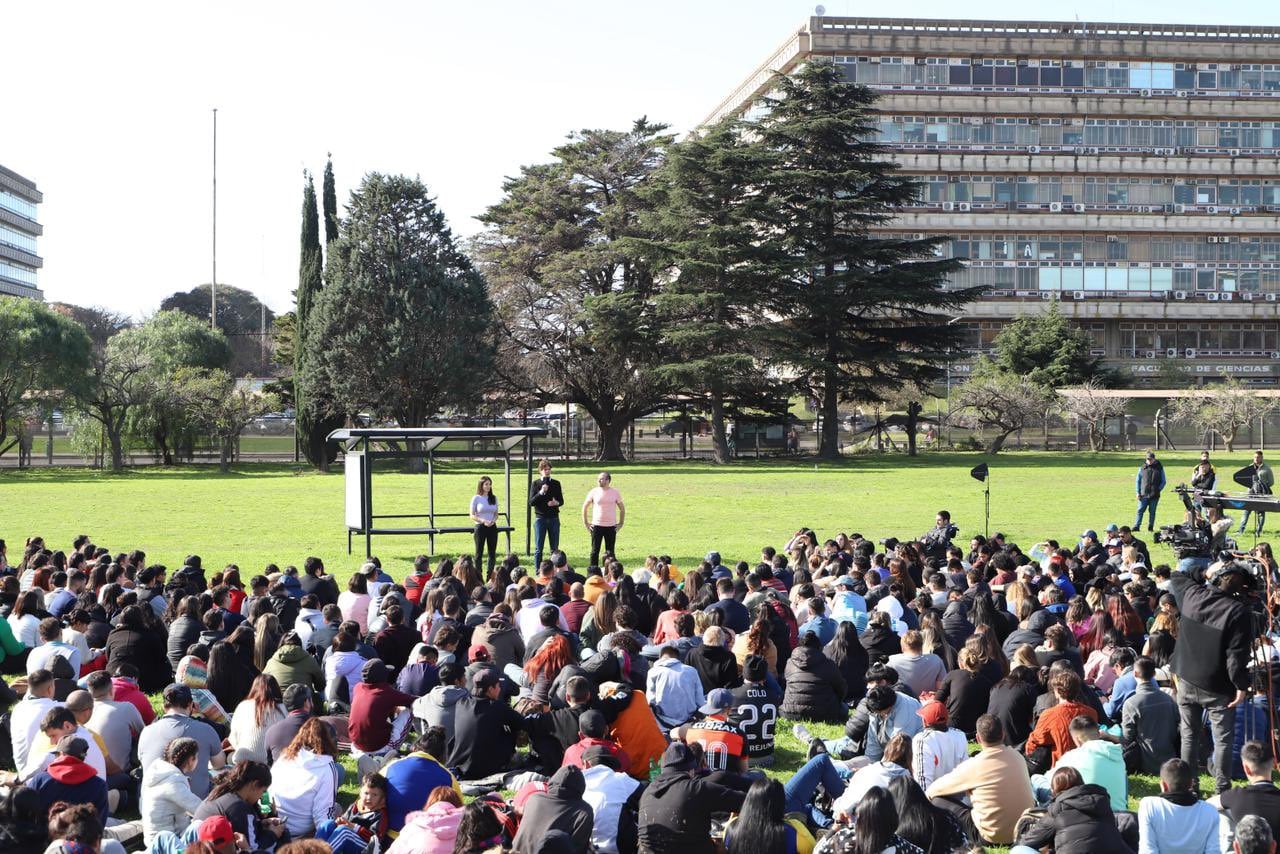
[780,646,848,724]
[267,593,301,634]
[1014,783,1135,854]
[1001,627,1044,659]
[299,573,339,608]
[858,624,901,660]
[686,645,742,693]
[637,768,745,854]
[1168,566,1254,697]
[447,694,526,779]
[987,677,1042,748]
[941,601,974,653]
[167,614,203,670]
[511,765,594,853]
[104,625,172,693]
[529,477,565,519]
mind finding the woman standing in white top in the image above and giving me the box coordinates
[470,476,500,574]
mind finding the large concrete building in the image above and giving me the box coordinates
[708,17,1280,385]
[0,164,42,300]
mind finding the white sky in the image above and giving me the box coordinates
[7,0,1277,317]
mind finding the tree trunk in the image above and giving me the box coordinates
[219,437,233,473]
[595,419,628,461]
[987,430,1013,454]
[819,375,841,459]
[905,402,921,457]
[106,426,125,471]
[709,393,729,464]
[1224,428,1236,453]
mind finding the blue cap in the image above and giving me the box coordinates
[1081,530,1097,540]
[699,687,735,715]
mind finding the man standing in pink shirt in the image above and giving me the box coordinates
[582,471,625,567]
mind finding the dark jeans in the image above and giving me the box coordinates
[474,524,498,573]
[589,524,617,567]
[1135,496,1159,531]
[783,753,850,828]
[533,515,560,568]
[931,792,987,845]
[1178,679,1236,793]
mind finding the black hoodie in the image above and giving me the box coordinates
[1014,783,1135,854]
[511,765,594,853]
[637,766,745,853]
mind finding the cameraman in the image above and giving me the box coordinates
[921,510,958,563]
[1167,559,1255,794]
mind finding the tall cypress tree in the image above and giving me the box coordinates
[753,62,982,458]
[294,172,339,469]
[646,119,782,463]
[322,155,339,247]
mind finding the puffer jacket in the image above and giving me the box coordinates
[386,801,462,854]
[1014,783,1135,854]
[511,765,594,853]
[471,618,525,671]
[780,645,848,723]
[167,615,203,671]
[141,758,204,845]
[264,643,325,693]
[325,649,366,704]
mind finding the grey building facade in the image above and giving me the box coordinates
[709,17,1280,385]
[0,163,43,300]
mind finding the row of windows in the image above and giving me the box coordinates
[0,261,38,285]
[946,264,1280,293]
[875,118,1280,150]
[917,234,1280,264]
[0,190,36,220]
[0,224,37,254]
[960,321,1280,354]
[915,175,1280,207]
[837,57,1280,93]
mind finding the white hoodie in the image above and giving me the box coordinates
[325,650,366,703]
[268,748,340,837]
[294,608,325,649]
[141,758,203,845]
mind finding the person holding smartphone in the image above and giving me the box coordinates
[582,471,624,567]
[470,477,500,575]
[529,459,564,569]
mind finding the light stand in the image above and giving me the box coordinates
[970,462,990,538]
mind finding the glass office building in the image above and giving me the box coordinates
[707,18,1280,384]
[0,164,42,300]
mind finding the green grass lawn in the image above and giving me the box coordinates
[9,451,1252,849]
[0,450,1253,578]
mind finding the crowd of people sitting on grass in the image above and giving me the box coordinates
[0,515,1279,854]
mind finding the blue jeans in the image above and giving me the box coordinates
[1239,510,1265,536]
[784,753,851,828]
[1178,556,1211,575]
[1135,496,1159,530]
[533,516,560,568]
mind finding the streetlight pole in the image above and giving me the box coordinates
[945,315,961,446]
[211,108,218,331]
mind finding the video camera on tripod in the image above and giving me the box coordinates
[1152,485,1213,559]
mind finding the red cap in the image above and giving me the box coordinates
[468,643,491,663]
[198,816,234,846]
[917,700,949,727]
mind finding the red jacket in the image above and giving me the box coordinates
[112,677,155,725]
[561,736,630,773]
[1025,701,1098,764]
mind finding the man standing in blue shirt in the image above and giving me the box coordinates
[1135,450,1166,533]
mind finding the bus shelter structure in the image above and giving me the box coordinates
[329,426,547,558]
